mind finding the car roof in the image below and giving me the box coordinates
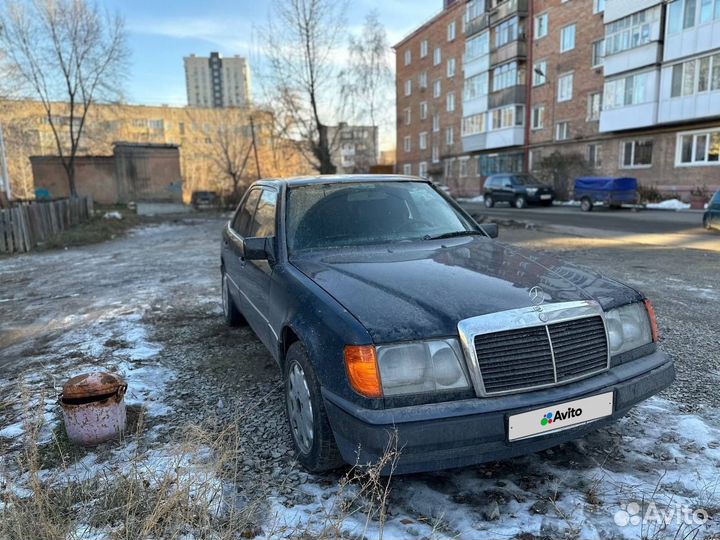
[254,174,428,188]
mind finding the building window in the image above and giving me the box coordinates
[603,71,652,109]
[447,58,456,77]
[420,39,428,58]
[448,20,457,41]
[560,24,576,53]
[419,132,428,150]
[462,112,487,135]
[529,149,542,171]
[490,105,524,130]
[466,0,486,23]
[404,49,412,66]
[464,72,489,100]
[671,53,720,97]
[404,107,411,125]
[446,126,454,145]
[668,0,707,33]
[556,121,570,140]
[606,6,660,54]
[493,61,524,91]
[403,163,412,175]
[495,17,519,48]
[444,158,455,179]
[677,128,720,165]
[419,71,428,89]
[447,92,456,112]
[621,139,653,168]
[466,31,490,61]
[478,152,524,176]
[432,113,440,132]
[434,47,442,66]
[432,145,440,163]
[434,79,442,98]
[587,143,603,168]
[405,79,413,97]
[534,13,548,39]
[533,60,547,86]
[593,0,605,13]
[419,161,428,178]
[420,101,428,120]
[531,104,545,129]
[403,136,411,152]
[558,73,573,102]
[588,92,602,120]
[459,158,469,178]
[592,40,605,68]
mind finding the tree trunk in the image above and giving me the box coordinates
[64,159,78,199]
[317,124,336,175]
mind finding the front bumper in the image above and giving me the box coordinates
[323,350,674,474]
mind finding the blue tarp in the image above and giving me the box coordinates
[574,177,637,192]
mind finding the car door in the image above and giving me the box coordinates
[495,176,511,202]
[224,188,261,313]
[240,187,279,349]
[711,193,720,228]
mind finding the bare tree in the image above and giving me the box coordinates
[341,11,392,133]
[0,0,128,197]
[208,122,255,201]
[259,0,347,174]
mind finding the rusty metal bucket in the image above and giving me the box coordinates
[59,372,127,446]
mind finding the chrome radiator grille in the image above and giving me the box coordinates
[460,302,610,397]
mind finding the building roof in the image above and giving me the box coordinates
[112,142,180,149]
[392,3,461,49]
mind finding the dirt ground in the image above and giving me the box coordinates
[0,218,718,539]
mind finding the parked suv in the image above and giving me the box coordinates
[483,174,554,209]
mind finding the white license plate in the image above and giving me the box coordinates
[540,194,552,200]
[508,392,614,442]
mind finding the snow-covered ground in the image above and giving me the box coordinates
[1,219,718,539]
[645,199,692,211]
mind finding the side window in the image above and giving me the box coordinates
[712,193,720,208]
[231,189,261,236]
[249,189,278,238]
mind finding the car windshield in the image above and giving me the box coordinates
[286,181,478,252]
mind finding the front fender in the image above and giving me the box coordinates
[270,263,381,409]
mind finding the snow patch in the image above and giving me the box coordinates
[457,195,484,203]
[646,199,691,210]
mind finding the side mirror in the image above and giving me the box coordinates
[480,223,498,239]
[243,236,276,262]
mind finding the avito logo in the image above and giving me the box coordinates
[540,407,583,426]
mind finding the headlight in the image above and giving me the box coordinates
[605,302,653,355]
[376,339,470,396]
[526,187,538,196]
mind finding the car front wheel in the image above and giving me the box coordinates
[484,195,494,208]
[704,216,713,230]
[284,342,343,472]
[514,195,527,209]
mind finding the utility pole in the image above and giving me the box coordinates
[0,123,11,201]
[250,116,262,179]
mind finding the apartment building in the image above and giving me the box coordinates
[184,52,251,108]
[394,0,467,184]
[0,100,310,199]
[326,122,379,174]
[396,0,720,197]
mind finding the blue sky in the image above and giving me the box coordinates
[105,0,440,107]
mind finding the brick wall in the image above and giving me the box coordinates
[30,156,116,204]
[395,2,466,180]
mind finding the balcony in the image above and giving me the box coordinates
[465,13,490,37]
[490,39,527,67]
[489,0,528,25]
[488,85,526,109]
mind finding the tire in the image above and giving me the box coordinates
[484,195,494,208]
[221,272,245,327]
[704,216,712,230]
[284,342,344,472]
[580,198,593,212]
[514,195,527,209]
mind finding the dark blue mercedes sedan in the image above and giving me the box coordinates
[220,175,674,474]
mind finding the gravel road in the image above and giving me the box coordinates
[1,218,718,539]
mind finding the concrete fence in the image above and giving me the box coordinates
[0,197,93,254]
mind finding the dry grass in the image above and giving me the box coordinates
[0,395,408,540]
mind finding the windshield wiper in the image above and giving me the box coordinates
[423,230,486,241]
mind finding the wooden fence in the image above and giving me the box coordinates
[0,197,93,254]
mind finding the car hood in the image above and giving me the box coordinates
[290,237,642,343]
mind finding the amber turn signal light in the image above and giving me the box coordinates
[344,345,383,398]
[644,299,659,342]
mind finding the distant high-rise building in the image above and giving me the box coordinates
[183,52,251,108]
